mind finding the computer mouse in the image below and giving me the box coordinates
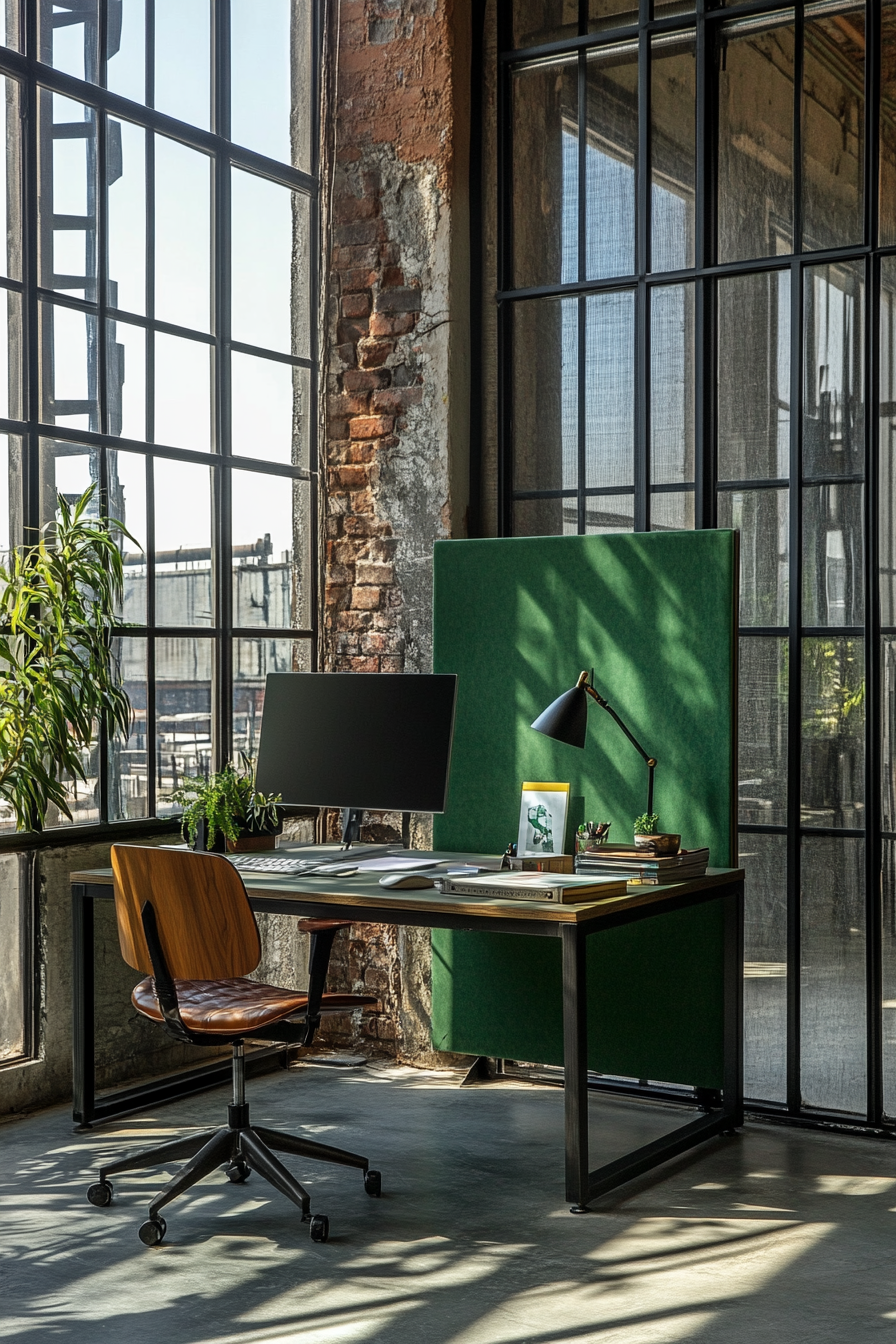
[378,872,436,890]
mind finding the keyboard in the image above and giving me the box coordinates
[229,855,320,874]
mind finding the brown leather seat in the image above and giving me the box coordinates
[132,976,376,1034]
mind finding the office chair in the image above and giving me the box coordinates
[85,844,380,1246]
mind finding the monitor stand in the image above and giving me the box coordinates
[340,807,363,849]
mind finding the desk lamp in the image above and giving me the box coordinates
[531,670,657,818]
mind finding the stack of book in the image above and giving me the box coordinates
[575,845,709,885]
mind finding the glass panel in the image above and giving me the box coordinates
[231,0,312,171]
[651,36,696,273]
[718,489,789,626]
[718,17,795,263]
[584,493,634,532]
[882,840,896,1118]
[154,135,210,333]
[802,8,864,251]
[107,319,145,442]
[800,835,866,1114]
[881,638,896,831]
[107,0,146,104]
[40,300,97,432]
[650,492,694,530]
[739,637,788,826]
[0,78,23,280]
[589,0,638,31]
[0,289,23,421]
[40,0,98,82]
[153,333,212,451]
[653,0,694,15]
[513,496,570,535]
[883,258,896,623]
[39,440,98,525]
[585,291,633,487]
[0,434,22,562]
[154,0,210,130]
[1,4,22,49]
[803,483,864,627]
[718,270,791,481]
[512,297,578,493]
[108,448,147,624]
[107,120,145,315]
[741,832,788,1103]
[231,169,309,356]
[39,93,97,296]
[234,638,311,764]
[231,469,296,630]
[110,636,149,820]
[650,283,694,484]
[880,3,896,245]
[232,352,309,466]
[510,57,578,289]
[0,860,26,1057]
[155,637,213,813]
[153,457,212,627]
[585,45,637,280]
[803,260,865,480]
[512,3,579,47]
[802,636,865,828]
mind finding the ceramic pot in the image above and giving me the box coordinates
[633,831,681,855]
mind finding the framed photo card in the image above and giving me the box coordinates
[517,782,570,858]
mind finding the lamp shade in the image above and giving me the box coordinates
[531,683,588,748]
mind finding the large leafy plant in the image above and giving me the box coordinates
[167,757,281,851]
[0,486,132,832]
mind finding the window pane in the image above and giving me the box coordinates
[154,135,210,333]
[513,496,570,535]
[881,3,896,246]
[0,434,22,560]
[585,291,633,487]
[110,637,149,820]
[156,637,213,813]
[153,457,212,627]
[0,78,23,281]
[0,858,28,1057]
[803,260,865,480]
[38,439,98,525]
[718,17,795,263]
[739,637,788,826]
[512,297,578,492]
[107,319,145,441]
[651,36,696,273]
[512,3,579,48]
[585,45,637,280]
[510,57,578,289]
[741,832,788,1103]
[40,301,97,431]
[802,483,864,628]
[154,0,210,129]
[718,270,791,481]
[585,493,634,533]
[802,9,864,251]
[802,636,865,828]
[650,492,694,530]
[801,835,866,1114]
[232,470,296,630]
[650,283,694,484]
[589,0,638,31]
[107,120,145,315]
[39,93,97,297]
[882,840,896,1118]
[234,638,311,763]
[882,258,896,623]
[231,0,312,171]
[232,352,309,467]
[109,448,147,624]
[40,0,98,82]
[0,289,23,421]
[718,489,789,626]
[231,169,309,356]
[107,0,146,104]
[1,6,22,49]
[154,333,211,451]
[881,637,896,831]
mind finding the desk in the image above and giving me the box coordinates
[71,859,744,1210]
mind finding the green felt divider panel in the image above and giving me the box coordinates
[431,531,737,1088]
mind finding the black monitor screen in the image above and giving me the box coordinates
[254,672,458,814]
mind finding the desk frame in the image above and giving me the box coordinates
[71,870,743,1210]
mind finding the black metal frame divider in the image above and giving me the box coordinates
[71,864,744,1211]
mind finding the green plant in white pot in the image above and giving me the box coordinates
[0,486,133,832]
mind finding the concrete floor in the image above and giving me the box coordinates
[3,1063,896,1343]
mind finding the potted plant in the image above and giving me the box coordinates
[633,813,680,855]
[167,757,283,853]
[0,487,133,831]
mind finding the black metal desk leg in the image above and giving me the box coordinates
[562,923,589,1211]
[723,883,745,1128]
[72,884,95,1130]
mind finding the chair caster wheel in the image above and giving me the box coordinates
[138,1216,167,1247]
[721,1127,738,1137]
[227,1160,251,1183]
[364,1169,381,1197]
[87,1180,113,1207]
[309,1214,329,1243]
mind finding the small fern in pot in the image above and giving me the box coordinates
[168,756,282,853]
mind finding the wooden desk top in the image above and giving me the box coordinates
[71,856,745,927]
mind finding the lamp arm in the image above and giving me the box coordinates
[577,671,658,817]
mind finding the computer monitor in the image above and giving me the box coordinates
[255,672,458,845]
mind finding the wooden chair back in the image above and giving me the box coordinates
[111,844,261,980]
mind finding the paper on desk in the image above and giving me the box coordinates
[352,856,442,871]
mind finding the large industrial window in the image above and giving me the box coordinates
[0,2,318,838]
[490,0,896,1127]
